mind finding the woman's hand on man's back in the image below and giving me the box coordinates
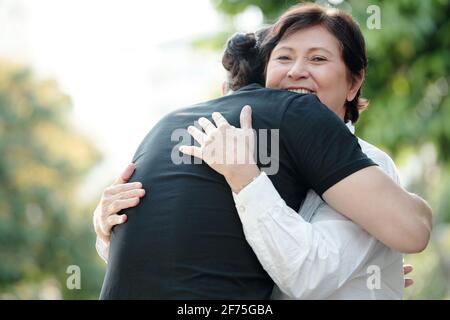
[93,163,146,245]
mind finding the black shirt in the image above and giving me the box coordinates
[100,83,376,299]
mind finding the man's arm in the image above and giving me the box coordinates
[323,165,432,253]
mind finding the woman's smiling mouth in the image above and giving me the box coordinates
[286,88,315,94]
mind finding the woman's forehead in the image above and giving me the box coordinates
[275,25,341,53]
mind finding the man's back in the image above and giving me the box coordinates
[100,84,375,299]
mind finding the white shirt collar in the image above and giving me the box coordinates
[345,121,355,134]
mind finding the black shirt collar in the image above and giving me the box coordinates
[235,83,264,92]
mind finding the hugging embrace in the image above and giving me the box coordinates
[93,3,431,299]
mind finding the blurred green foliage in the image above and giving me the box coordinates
[211,0,450,299]
[0,60,104,299]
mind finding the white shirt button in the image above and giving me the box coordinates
[238,205,246,213]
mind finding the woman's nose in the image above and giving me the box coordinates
[287,59,309,80]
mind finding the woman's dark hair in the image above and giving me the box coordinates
[260,3,369,123]
[221,27,269,91]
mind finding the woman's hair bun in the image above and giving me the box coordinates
[227,32,258,58]
[222,32,264,91]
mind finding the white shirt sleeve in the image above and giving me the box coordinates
[233,173,378,299]
[233,145,402,300]
[95,236,109,264]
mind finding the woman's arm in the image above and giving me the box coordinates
[93,163,146,262]
[322,166,432,253]
[231,146,406,299]
[179,106,432,253]
[233,176,381,299]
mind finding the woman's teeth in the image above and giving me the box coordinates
[288,88,313,94]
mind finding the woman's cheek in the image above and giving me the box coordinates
[266,65,286,88]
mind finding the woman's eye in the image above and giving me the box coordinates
[310,56,327,62]
[276,55,291,61]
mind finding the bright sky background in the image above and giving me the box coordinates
[0,0,266,201]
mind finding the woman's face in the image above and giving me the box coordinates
[265,25,362,120]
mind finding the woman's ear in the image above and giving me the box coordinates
[347,70,365,102]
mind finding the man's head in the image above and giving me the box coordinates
[221,27,270,94]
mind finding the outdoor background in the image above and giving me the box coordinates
[0,0,449,299]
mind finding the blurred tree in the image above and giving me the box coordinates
[0,59,104,299]
[210,0,450,299]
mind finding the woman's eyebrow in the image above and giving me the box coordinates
[272,46,294,53]
[273,46,335,56]
[306,47,334,56]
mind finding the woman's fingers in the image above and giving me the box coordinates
[113,163,136,185]
[99,187,145,234]
[94,165,142,241]
[112,188,145,201]
[105,214,128,232]
[105,182,143,196]
[179,145,203,159]
[188,126,206,146]
[403,264,413,275]
[405,278,414,288]
[240,105,253,129]
[108,197,141,215]
[403,264,414,288]
[198,117,216,135]
[212,112,230,129]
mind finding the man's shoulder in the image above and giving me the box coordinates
[164,84,312,115]
[282,93,340,123]
[280,93,347,135]
[166,85,300,122]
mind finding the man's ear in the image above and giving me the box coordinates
[347,70,365,102]
[221,81,228,96]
